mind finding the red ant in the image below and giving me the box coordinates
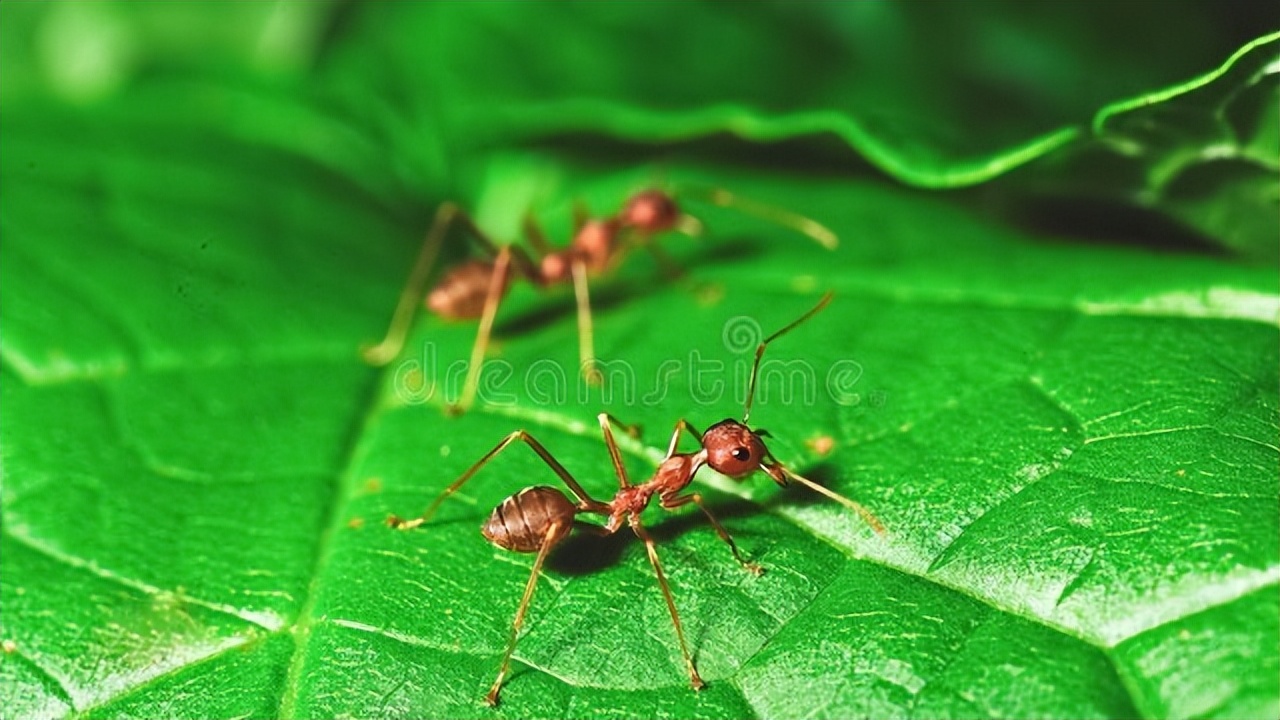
[387,292,885,706]
[361,186,837,413]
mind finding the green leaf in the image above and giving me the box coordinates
[316,2,1272,188]
[3,99,1276,718]
[0,1,334,105]
[1019,32,1280,261]
[2,3,1277,718]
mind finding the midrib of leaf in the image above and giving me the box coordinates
[275,367,385,719]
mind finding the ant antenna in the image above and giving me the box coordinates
[679,185,838,250]
[742,292,834,425]
[784,468,887,535]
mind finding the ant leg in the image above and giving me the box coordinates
[663,419,704,460]
[662,493,762,575]
[630,516,705,691]
[505,245,542,282]
[363,205,538,367]
[571,258,602,385]
[449,248,513,414]
[446,241,543,415]
[599,413,643,439]
[362,202,461,366]
[485,520,564,707]
[388,430,608,530]
[572,200,590,233]
[450,240,540,413]
[443,211,540,281]
[645,242,686,281]
[521,212,553,257]
[596,413,634,489]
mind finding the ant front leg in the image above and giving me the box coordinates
[661,493,763,576]
[645,242,687,281]
[388,430,609,530]
[663,419,704,460]
[660,417,760,573]
[597,412,633,488]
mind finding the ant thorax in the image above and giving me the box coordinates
[569,218,620,273]
[649,452,704,498]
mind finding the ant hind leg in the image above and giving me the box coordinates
[361,203,462,366]
[485,520,564,706]
[388,430,609,530]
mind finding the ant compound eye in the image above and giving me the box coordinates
[732,447,751,462]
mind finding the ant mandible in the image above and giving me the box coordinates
[361,186,837,413]
[387,291,885,706]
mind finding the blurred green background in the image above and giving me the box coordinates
[2,3,1277,719]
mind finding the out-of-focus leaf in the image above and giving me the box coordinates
[1017,32,1280,261]
[0,1,336,105]
[0,106,415,382]
[316,2,1271,188]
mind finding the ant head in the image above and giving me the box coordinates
[619,189,680,234]
[701,294,888,536]
[702,419,787,485]
[709,293,834,486]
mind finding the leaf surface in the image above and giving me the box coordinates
[3,115,1276,717]
[1,3,1277,719]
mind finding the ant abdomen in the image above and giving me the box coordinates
[482,485,577,552]
[427,260,510,321]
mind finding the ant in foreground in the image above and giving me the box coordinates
[361,186,837,413]
[388,292,885,706]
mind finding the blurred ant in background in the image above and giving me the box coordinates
[362,186,837,413]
